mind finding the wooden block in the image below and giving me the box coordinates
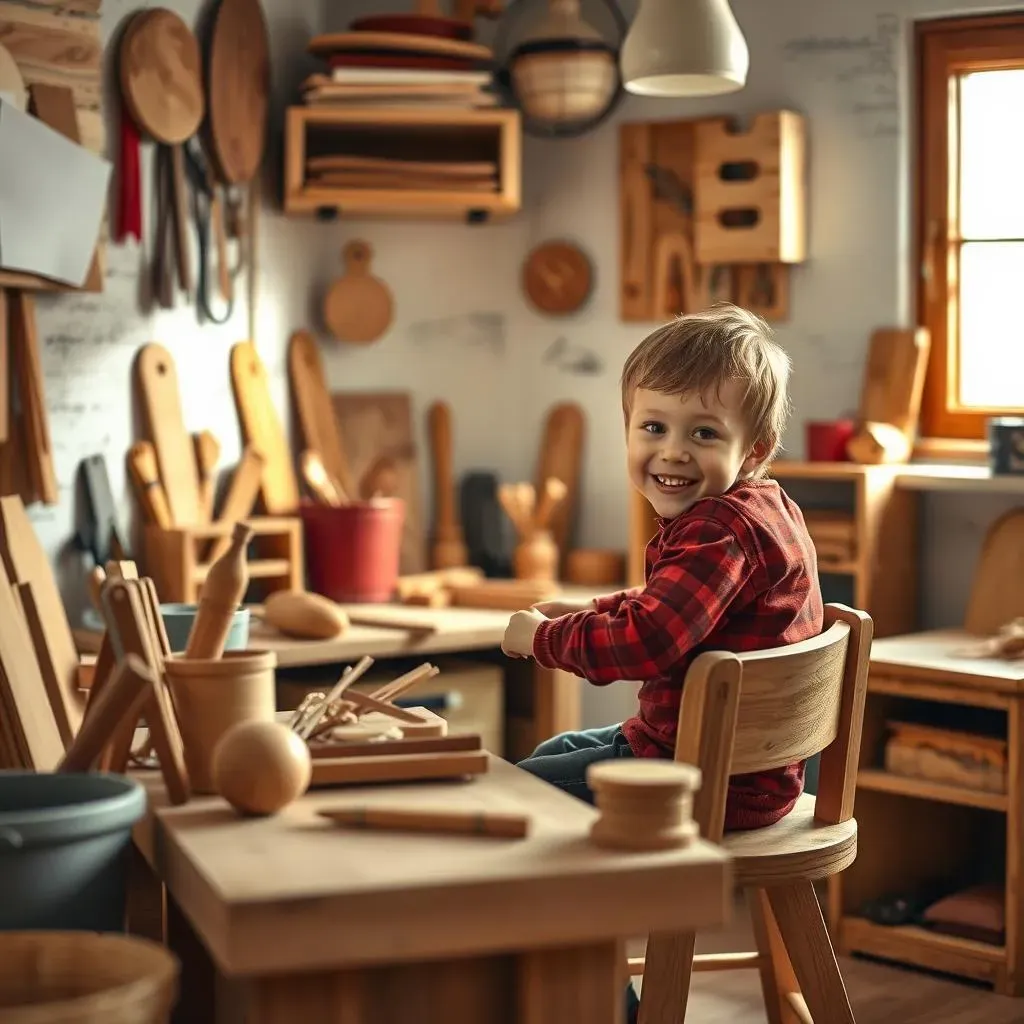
[308,749,488,788]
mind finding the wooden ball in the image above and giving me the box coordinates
[212,720,312,816]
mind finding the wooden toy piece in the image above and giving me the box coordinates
[193,430,221,521]
[427,400,469,570]
[846,421,912,465]
[184,521,253,659]
[300,449,348,506]
[320,805,530,839]
[292,655,375,739]
[263,589,350,640]
[57,655,152,773]
[323,240,394,345]
[586,760,702,852]
[212,719,312,816]
[499,476,568,583]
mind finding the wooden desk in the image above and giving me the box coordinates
[133,757,732,1024]
[829,630,1024,994]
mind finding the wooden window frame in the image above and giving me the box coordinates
[915,13,1024,441]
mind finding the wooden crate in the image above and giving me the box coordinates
[694,110,808,265]
[143,516,302,603]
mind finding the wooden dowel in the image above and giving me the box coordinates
[367,662,438,703]
[319,805,530,839]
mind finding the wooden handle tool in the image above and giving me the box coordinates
[192,430,221,521]
[207,445,264,561]
[319,805,530,839]
[533,477,568,531]
[427,400,468,569]
[127,441,173,528]
[300,449,346,506]
[184,521,252,659]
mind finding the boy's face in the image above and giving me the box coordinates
[626,384,765,519]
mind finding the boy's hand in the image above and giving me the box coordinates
[531,596,597,618]
[502,608,547,659]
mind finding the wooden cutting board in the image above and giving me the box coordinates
[331,392,425,574]
[135,344,201,526]
[230,340,299,514]
[534,402,585,566]
[858,327,931,436]
[287,330,355,497]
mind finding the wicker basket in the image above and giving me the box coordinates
[0,932,178,1023]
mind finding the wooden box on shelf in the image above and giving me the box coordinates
[283,105,522,221]
[143,517,303,603]
[627,460,919,638]
[827,632,1024,995]
[693,110,807,265]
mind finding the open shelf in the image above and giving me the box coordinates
[283,105,521,221]
[857,768,1008,812]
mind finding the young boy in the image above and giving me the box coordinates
[503,303,823,825]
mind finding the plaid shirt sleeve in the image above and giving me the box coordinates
[592,588,643,614]
[533,515,754,683]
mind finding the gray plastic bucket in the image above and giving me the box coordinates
[0,771,147,932]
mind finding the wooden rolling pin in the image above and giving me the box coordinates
[427,400,468,569]
[319,805,530,839]
[184,521,253,659]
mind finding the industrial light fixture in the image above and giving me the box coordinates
[620,0,750,97]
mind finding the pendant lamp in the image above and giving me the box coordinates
[621,0,750,97]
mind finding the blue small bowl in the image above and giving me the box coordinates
[159,603,250,654]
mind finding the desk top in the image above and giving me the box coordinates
[870,629,1024,691]
[134,756,730,977]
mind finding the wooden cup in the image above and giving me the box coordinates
[164,650,277,793]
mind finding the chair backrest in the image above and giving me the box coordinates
[964,508,1024,636]
[673,604,873,844]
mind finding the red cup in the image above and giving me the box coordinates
[805,420,856,462]
[299,499,405,603]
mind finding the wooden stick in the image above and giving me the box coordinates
[295,655,374,738]
[367,662,438,704]
[319,805,530,839]
[343,689,428,724]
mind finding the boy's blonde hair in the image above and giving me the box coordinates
[620,303,792,466]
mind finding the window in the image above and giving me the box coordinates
[915,15,1024,440]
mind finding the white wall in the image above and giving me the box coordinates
[28,0,1023,727]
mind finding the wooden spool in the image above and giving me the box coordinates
[586,760,701,851]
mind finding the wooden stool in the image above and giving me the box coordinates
[633,603,873,1024]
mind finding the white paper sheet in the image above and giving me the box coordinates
[0,97,112,287]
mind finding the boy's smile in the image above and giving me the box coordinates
[627,384,765,518]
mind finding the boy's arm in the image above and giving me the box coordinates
[532,518,752,684]
[592,588,644,614]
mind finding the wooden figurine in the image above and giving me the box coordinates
[184,521,253,659]
[498,477,567,583]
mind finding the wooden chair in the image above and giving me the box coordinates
[634,603,873,1024]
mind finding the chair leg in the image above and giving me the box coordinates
[747,888,803,1024]
[637,932,696,1024]
[765,881,856,1024]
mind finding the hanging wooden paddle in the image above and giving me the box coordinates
[323,241,394,345]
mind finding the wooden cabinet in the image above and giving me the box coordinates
[282,106,521,221]
[628,461,920,638]
[828,632,1024,995]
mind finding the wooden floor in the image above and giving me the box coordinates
[631,894,1020,1023]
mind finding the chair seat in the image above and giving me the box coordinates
[722,793,857,885]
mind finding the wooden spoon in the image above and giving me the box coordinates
[119,8,205,296]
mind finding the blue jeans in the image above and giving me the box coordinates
[517,724,640,1023]
[516,723,635,803]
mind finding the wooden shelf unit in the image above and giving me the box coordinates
[283,105,521,221]
[828,632,1024,994]
[627,461,920,638]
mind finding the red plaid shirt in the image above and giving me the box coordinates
[533,479,823,831]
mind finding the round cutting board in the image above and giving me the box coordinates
[522,241,594,315]
[323,241,394,345]
[208,0,270,184]
[119,8,204,144]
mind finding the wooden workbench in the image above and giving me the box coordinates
[133,756,732,1023]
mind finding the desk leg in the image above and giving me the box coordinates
[532,665,581,750]
[247,944,623,1024]
[167,896,218,1024]
[1005,699,1024,996]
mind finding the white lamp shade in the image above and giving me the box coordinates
[621,0,750,97]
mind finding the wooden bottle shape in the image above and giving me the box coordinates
[185,521,254,659]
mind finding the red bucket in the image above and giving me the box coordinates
[299,499,405,603]
[805,420,855,462]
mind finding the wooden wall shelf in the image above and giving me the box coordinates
[283,106,522,221]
